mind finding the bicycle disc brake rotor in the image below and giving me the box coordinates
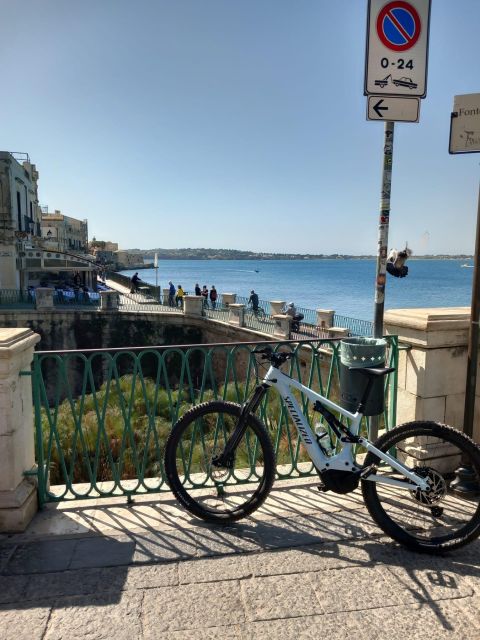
[409,467,447,505]
[208,447,231,482]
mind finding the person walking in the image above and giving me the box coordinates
[130,272,141,293]
[176,284,185,308]
[168,281,176,306]
[209,285,218,309]
[248,290,259,313]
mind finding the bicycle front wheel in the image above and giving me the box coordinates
[164,401,275,523]
[362,421,480,552]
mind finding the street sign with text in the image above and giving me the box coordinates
[367,95,420,122]
[449,94,480,154]
[365,0,431,98]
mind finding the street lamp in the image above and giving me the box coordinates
[154,252,159,301]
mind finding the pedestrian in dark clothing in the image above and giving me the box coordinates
[195,283,201,296]
[209,285,218,309]
[201,286,209,307]
[168,281,176,307]
[130,272,141,293]
[248,290,259,312]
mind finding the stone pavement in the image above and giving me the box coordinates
[1,478,479,639]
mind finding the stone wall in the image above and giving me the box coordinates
[385,307,479,441]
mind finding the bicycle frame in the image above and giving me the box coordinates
[260,364,429,492]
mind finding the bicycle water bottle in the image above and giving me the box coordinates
[314,424,334,456]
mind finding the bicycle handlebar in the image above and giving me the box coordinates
[252,347,293,366]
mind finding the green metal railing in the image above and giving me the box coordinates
[32,336,398,505]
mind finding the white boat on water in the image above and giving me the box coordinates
[461,263,474,268]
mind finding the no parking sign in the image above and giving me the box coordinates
[365,0,431,98]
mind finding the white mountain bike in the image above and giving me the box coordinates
[165,346,480,553]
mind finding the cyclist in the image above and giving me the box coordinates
[285,302,303,333]
[248,290,259,313]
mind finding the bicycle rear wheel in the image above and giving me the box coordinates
[362,421,480,552]
[164,401,275,523]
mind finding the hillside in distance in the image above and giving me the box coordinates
[125,248,473,261]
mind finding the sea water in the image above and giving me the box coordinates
[120,259,473,321]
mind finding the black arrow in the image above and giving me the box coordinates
[373,99,388,118]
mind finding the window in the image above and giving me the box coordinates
[16,191,22,230]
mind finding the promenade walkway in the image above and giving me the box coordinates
[1,477,479,639]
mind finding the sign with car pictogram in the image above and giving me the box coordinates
[365,0,431,99]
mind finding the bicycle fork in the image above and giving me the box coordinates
[211,384,270,469]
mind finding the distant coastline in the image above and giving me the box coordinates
[125,248,473,262]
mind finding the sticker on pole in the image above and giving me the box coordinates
[365,0,431,98]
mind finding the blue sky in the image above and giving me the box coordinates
[2,0,479,254]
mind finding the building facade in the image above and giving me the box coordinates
[0,152,96,289]
[0,152,42,288]
[41,210,88,253]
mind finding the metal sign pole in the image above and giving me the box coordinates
[463,182,480,440]
[373,121,395,338]
[370,121,394,443]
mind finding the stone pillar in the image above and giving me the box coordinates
[183,295,204,317]
[273,314,291,339]
[385,307,474,469]
[327,327,350,339]
[162,288,170,305]
[317,309,335,329]
[35,287,55,309]
[270,301,286,315]
[100,290,119,310]
[385,308,472,426]
[222,293,237,307]
[0,328,41,531]
[228,303,245,327]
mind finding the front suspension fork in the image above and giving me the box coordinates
[212,384,270,467]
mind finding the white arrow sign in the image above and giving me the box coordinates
[367,95,420,122]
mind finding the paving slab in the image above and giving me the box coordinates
[0,604,51,640]
[45,591,143,640]
[142,580,245,635]
[3,539,77,575]
[241,572,324,621]
[179,552,252,584]
[0,479,479,639]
